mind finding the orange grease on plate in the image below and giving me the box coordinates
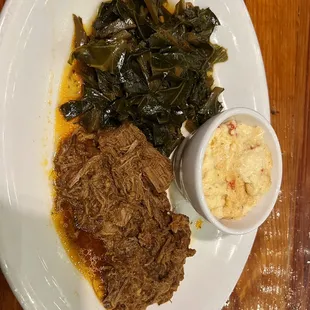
[52,61,105,299]
[195,219,204,229]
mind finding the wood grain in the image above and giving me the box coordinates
[0,0,309,310]
[224,0,310,309]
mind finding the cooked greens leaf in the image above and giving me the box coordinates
[74,60,98,89]
[96,18,136,39]
[116,0,156,39]
[60,86,110,121]
[107,29,132,42]
[174,0,186,16]
[121,59,149,94]
[80,108,102,132]
[83,86,111,103]
[93,1,119,30]
[196,86,224,124]
[151,53,186,73]
[144,0,159,24]
[61,0,228,155]
[60,100,93,121]
[156,79,193,108]
[73,15,88,48]
[209,44,229,64]
[96,69,122,100]
[186,31,213,47]
[149,28,192,52]
[71,40,128,73]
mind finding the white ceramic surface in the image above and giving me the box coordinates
[0,0,270,309]
[174,108,282,235]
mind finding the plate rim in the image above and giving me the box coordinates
[0,0,270,308]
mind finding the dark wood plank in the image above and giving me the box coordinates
[0,271,21,310]
[225,0,310,309]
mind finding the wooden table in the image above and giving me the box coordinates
[1,0,309,309]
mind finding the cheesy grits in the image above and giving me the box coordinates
[202,120,272,219]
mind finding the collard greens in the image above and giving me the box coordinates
[60,0,228,156]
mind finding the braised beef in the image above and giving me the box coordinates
[54,123,195,310]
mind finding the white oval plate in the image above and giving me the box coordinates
[0,0,269,309]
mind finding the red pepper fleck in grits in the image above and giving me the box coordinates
[228,180,236,190]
